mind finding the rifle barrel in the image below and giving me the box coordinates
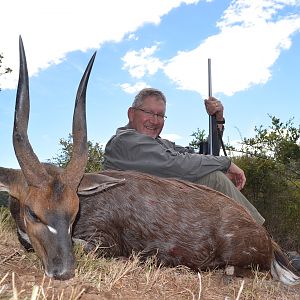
[208,58,212,98]
[208,58,214,155]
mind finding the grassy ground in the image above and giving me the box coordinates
[1,207,300,300]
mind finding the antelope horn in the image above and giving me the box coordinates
[13,36,50,187]
[63,52,96,190]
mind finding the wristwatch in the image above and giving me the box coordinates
[216,118,225,124]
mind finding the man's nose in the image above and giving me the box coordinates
[149,114,160,123]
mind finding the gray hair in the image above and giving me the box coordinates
[132,88,166,108]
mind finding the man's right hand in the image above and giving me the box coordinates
[226,162,246,190]
[204,97,224,122]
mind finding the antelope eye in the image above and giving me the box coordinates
[25,206,40,223]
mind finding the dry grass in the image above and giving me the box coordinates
[1,206,300,299]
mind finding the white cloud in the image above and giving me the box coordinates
[122,44,164,78]
[0,0,200,90]
[217,0,299,28]
[126,33,139,41]
[121,0,300,97]
[2,0,300,98]
[120,82,150,94]
[165,2,300,97]
[165,20,300,96]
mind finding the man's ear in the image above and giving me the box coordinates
[128,107,134,122]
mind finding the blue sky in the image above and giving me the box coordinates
[1,0,300,168]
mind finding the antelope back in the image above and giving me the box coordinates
[74,170,274,270]
[6,36,96,280]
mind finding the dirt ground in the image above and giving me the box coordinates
[2,232,300,300]
[1,204,300,300]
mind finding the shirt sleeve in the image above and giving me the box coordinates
[103,130,231,182]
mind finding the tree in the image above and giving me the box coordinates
[189,128,206,152]
[233,116,300,249]
[189,128,233,155]
[189,115,300,250]
[0,53,12,91]
[49,134,104,173]
[237,115,300,187]
[189,115,300,187]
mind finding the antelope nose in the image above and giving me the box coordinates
[45,255,76,280]
[53,269,75,280]
[46,266,75,280]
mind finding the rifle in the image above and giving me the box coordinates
[198,59,227,156]
[207,58,220,156]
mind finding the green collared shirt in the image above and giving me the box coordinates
[103,125,231,182]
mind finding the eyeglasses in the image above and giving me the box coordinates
[133,108,167,121]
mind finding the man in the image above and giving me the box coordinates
[103,88,264,224]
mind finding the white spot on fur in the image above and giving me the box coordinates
[68,225,72,235]
[225,265,235,275]
[17,227,31,245]
[47,225,57,234]
[271,259,300,285]
[225,233,234,238]
[23,217,27,228]
[0,185,9,192]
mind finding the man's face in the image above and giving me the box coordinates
[128,96,166,138]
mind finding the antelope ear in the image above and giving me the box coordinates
[78,173,125,195]
[0,183,9,193]
[0,168,26,197]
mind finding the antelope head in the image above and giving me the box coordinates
[4,36,96,279]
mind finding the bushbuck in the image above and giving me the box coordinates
[1,37,300,285]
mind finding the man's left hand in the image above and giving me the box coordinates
[204,97,224,121]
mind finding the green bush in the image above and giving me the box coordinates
[233,155,300,250]
[190,116,300,251]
